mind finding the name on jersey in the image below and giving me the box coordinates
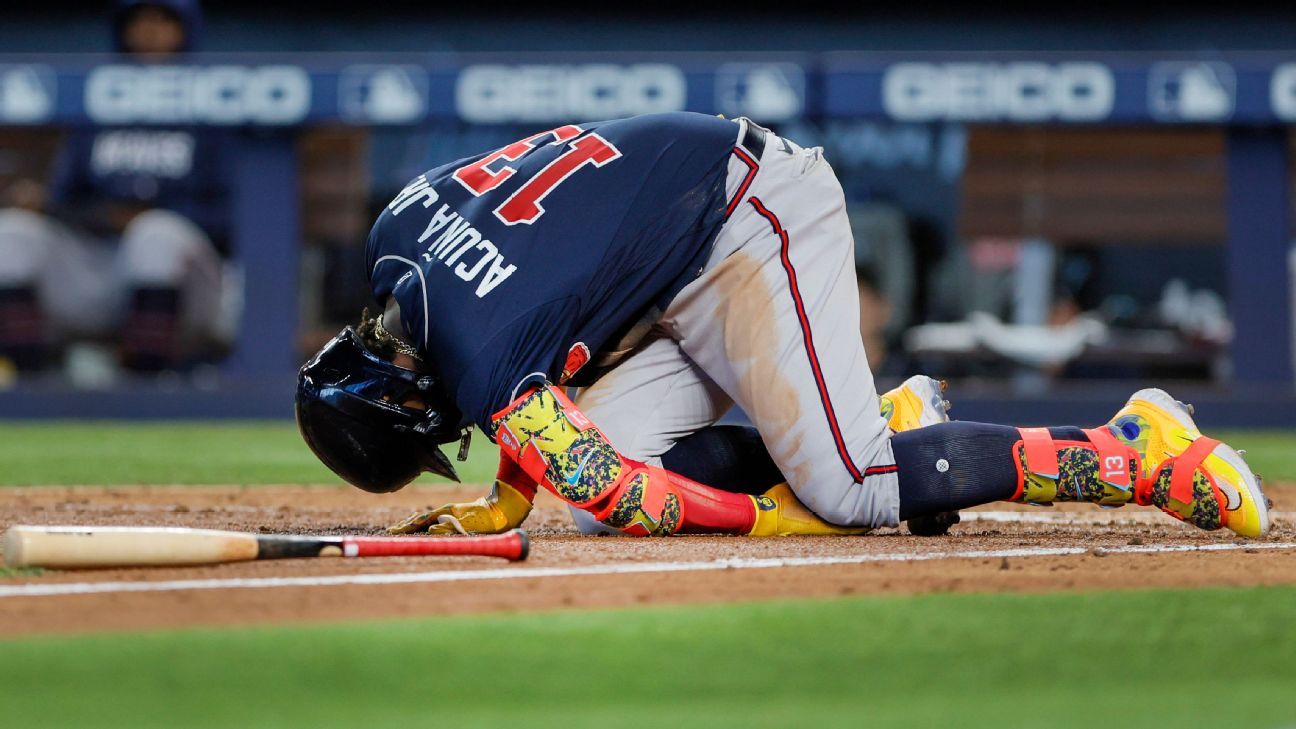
[91,130,194,178]
[388,175,516,298]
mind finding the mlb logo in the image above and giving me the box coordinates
[1148,62,1235,122]
[338,65,428,124]
[715,63,805,122]
[0,65,54,124]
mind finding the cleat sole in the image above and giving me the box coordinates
[1209,442,1272,537]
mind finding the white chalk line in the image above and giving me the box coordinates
[2,541,1294,599]
[963,510,1296,526]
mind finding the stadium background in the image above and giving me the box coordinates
[1,1,1294,426]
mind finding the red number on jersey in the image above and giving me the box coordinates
[451,126,623,226]
[495,134,622,225]
[452,125,581,196]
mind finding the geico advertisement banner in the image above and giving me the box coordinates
[453,62,808,124]
[881,62,1115,122]
[85,65,312,124]
[0,60,808,125]
[455,64,687,123]
[2,56,1296,125]
[826,57,1296,124]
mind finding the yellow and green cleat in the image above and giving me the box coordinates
[1106,388,1271,538]
[748,483,870,537]
[880,375,951,433]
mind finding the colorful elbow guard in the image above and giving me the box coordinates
[491,384,756,536]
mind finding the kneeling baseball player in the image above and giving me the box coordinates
[295,112,1270,540]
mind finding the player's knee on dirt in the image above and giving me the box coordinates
[493,385,683,536]
[597,465,683,536]
[569,505,621,535]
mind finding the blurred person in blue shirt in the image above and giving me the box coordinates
[0,0,234,377]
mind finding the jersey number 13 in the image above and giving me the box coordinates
[452,125,623,226]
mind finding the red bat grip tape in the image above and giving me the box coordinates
[344,529,529,561]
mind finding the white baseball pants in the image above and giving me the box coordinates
[572,119,899,531]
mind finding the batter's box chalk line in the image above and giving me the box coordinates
[962,510,1296,526]
[1,541,1294,599]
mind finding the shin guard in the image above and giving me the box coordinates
[491,385,757,536]
[1011,427,1139,506]
[1011,426,1245,532]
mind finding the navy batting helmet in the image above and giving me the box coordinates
[295,327,468,492]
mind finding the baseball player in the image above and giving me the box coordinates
[296,112,1270,539]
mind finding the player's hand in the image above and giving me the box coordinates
[388,481,533,535]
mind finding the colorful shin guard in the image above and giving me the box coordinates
[1011,426,1232,530]
[1011,427,1139,506]
[491,385,758,536]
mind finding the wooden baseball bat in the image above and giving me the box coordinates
[1,525,529,569]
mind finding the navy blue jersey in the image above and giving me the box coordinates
[367,112,740,431]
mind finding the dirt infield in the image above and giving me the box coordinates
[2,483,1294,636]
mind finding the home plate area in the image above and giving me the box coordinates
[1,484,1292,636]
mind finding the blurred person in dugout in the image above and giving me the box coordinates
[856,265,891,373]
[0,0,233,381]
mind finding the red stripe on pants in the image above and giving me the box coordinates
[747,196,865,484]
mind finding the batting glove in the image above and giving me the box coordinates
[388,480,534,535]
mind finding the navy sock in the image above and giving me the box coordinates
[1049,426,1089,441]
[664,422,1099,519]
[892,421,1025,520]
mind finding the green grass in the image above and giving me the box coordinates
[0,422,1293,487]
[1,587,1294,729]
[1,425,1292,725]
[0,421,500,486]
[1215,430,1296,485]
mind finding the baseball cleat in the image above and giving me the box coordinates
[906,510,961,536]
[880,375,951,433]
[748,483,870,537]
[1105,388,1271,538]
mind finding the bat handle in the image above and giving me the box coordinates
[344,529,530,561]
